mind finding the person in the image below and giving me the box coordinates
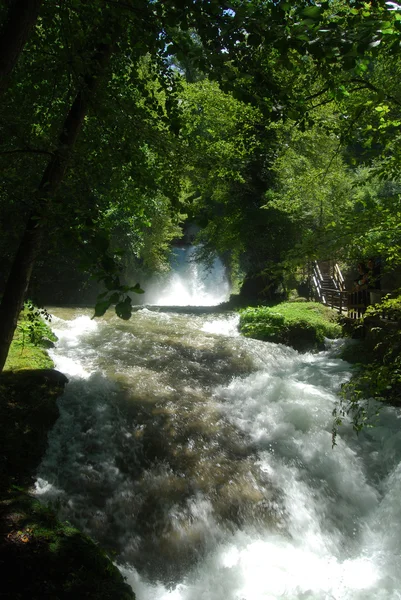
[353,262,368,291]
[367,257,381,290]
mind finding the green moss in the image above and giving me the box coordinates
[239,302,342,351]
[0,492,135,600]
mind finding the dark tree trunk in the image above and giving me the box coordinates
[0,41,114,372]
[0,0,43,93]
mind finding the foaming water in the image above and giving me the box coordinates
[142,247,230,306]
[36,308,401,599]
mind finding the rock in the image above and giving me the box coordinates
[0,369,68,386]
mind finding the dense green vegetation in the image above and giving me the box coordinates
[239,302,342,351]
[333,293,401,440]
[4,304,56,371]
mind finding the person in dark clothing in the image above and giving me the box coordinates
[367,257,381,290]
[353,262,368,291]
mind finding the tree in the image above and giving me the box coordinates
[202,0,401,281]
[0,0,252,371]
[177,78,298,300]
[0,0,43,94]
[0,31,116,370]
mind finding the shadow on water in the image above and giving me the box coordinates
[36,368,284,584]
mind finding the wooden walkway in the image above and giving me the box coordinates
[312,261,371,319]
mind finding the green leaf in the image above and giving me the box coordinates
[104,276,119,291]
[115,297,132,320]
[288,109,300,120]
[130,282,145,294]
[109,292,120,304]
[93,300,111,319]
[301,6,322,20]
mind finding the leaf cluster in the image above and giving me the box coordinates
[333,293,401,444]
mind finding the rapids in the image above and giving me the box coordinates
[35,307,401,599]
[139,246,230,306]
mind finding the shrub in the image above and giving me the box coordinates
[333,293,401,444]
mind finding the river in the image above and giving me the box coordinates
[33,264,401,599]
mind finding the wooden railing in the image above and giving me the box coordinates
[312,261,325,303]
[333,263,346,291]
[311,261,370,318]
[324,289,348,314]
[347,290,370,319]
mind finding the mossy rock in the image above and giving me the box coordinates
[0,370,68,491]
[239,302,342,351]
[0,492,134,599]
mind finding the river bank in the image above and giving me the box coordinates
[0,312,135,599]
[238,301,342,351]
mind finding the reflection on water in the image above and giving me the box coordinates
[35,308,401,599]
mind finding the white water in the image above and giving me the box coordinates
[35,307,401,599]
[141,247,230,306]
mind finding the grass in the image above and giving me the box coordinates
[239,301,342,351]
[4,306,55,371]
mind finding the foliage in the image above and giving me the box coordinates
[365,292,401,321]
[93,283,144,321]
[263,121,356,267]
[192,0,401,282]
[332,293,401,444]
[23,301,56,345]
[239,301,341,351]
[179,78,300,296]
[4,304,56,371]
[0,0,243,348]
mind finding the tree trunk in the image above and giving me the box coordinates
[0,41,114,372]
[0,0,43,94]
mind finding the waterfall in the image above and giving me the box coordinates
[141,246,230,306]
[34,308,401,599]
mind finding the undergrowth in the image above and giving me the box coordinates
[332,293,401,445]
[4,302,56,371]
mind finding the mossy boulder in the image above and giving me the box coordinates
[239,302,342,351]
[0,492,134,599]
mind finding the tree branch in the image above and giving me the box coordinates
[0,148,54,157]
[349,77,401,108]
